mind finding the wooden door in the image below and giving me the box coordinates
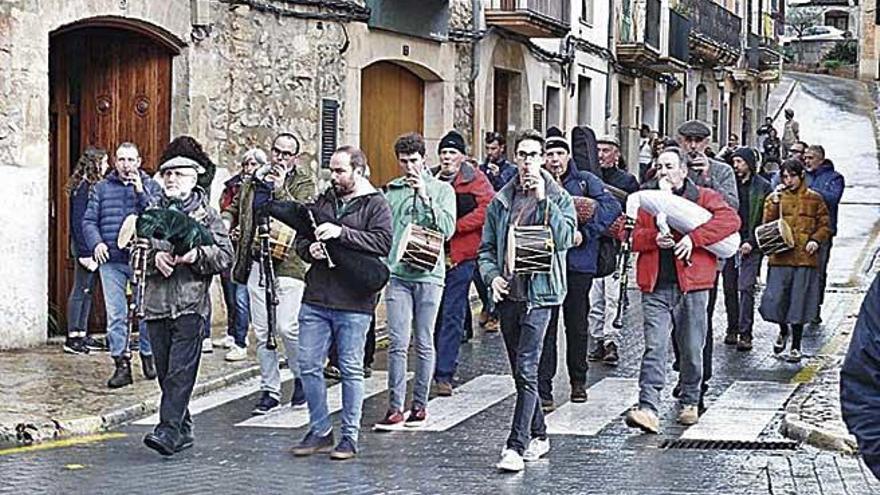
[493,70,511,142]
[360,62,425,187]
[49,27,173,334]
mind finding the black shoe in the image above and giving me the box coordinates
[588,339,606,361]
[811,315,822,326]
[129,337,140,352]
[724,331,739,346]
[140,353,157,380]
[736,335,753,352]
[602,342,619,365]
[251,392,280,415]
[107,356,133,389]
[364,366,373,379]
[672,382,682,398]
[291,378,306,409]
[144,431,176,456]
[174,431,194,453]
[541,399,556,413]
[570,383,588,403]
[63,337,90,355]
[323,365,341,381]
[774,333,788,355]
[330,436,358,460]
[291,429,334,456]
[84,336,107,351]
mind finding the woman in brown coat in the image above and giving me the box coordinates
[758,159,832,362]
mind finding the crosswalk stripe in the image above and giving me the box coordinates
[133,371,294,426]
[545,377,640,435]
[375,374,516,432]
[235,371,409,429]
[680,381,798,442]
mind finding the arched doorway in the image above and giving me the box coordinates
[48,21,178,334]
[360,61,425,187]
[695,84,708,123]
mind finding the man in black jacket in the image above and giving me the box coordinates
[290,146,393,461]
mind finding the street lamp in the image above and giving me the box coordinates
[713,67,727,144]
[712,66,726,83]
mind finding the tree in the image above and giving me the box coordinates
[783,8,823,64]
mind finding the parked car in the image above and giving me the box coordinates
[781,25,848,44]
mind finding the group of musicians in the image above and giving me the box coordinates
[79,117,838,471]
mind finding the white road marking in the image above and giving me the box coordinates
[545,378,640,435]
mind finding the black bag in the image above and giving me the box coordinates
[595,237,618,278]
[571,126,601,176]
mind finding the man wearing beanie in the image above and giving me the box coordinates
[724,147,771,351]
[430,130,495,396]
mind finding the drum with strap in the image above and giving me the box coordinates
[507,225,554,274]
[756,218,794,255]
[572,196,596,225]
[396,223,444,272]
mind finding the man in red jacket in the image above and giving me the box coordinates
[625,148,739,433]
[432,130,495,396]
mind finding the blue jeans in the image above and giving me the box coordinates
[386,278,443,411]
[221,274,250,347]
[298,303,371,444]
[434,260,476,383]
[66,262,97,334]
[99,262,150,357]
[497,301,552,454]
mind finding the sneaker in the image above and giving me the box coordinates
[787,348,803,363]
[291,429,334,457]
[625,407,660,434]
[323,364,341,381]
[588,339,606,361]
[570,383,588,403]
[373,408,405,431]
[774,333,788,355]
[251,392,280,415]
[678,405,699,426]
[329,436,358,461]
[435,381,453,397]
[724,331,738,346]
[63,337,90,355]
[522,437,550,462]
[404,406,427,428]
[83,335,107,351]
[213,335,235,349]
[496,448,525,472]
[201,338,213,354]
[602,341,619,365]
[484,317,500,333]
[225,344,247,362]
[541,398,556,413]
[290,378,307,409]
[736,335,753,352]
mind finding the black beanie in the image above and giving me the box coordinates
[731,147,757,172]
[438,130,467,155]
[545,126,570,153]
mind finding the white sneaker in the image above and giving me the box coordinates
[213,335,234,349]
[201,338,213,354]
[496,448,525,472]
[225,344,247,362]
[522,437,550,462]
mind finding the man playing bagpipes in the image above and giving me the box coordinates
[140,156,234,455]
[624,148,739,434]
[222,133,316,415]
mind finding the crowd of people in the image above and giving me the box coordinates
[60,108,845,471]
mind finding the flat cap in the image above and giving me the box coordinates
[158,156,206,174]
[677,120,712,139]
[596,134,620,147]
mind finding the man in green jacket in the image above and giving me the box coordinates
[478,129,577,472]
[222,132,316,415]
[373,133,456,431]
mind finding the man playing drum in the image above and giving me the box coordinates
[722,148,772,351]
[374,133,456,430]
[478,129,577,472]
[222,132,316,415]
[625,148,739,433]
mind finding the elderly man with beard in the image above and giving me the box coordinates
[537,128,620,410]
[142,157,234,456]
[431,131,494,396]
[290,146,393,460]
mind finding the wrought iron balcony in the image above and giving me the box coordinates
[681,0,742,66]
[485,0,570,38]
[617,0,662,67]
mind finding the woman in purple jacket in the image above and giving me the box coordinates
[64,147,109,354]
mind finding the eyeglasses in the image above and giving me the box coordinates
[272,147,296,159]
[516,150,542,161]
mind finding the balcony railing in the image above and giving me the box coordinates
[645,0,661,51]
[669,9,690,62]
[619,0,660,50]
[685,0,742,52]
[746,33,760,70]
[486,0,571,38]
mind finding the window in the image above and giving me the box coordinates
[320,99,339,169]
[696,84,708,122]
[577,76,592,127]
[580,0,594,25]
[545,86,561,130]
[712,109,720,142]
[532,103,544,133]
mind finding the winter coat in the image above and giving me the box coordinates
[740,174,773,247]
[600,165,640,208]
[219,173,244,214]
[478,170,577,307]
[294,185,393,314]
[480,157,517,191]
[762,180,832,268]
[632,179,741,293]
[558,160,621,274]
[438,163,495,265]
[69,180,93,257]
[82,170,162,264]
[690,158,739,210]
[384,171,457,286]
[806,159,845,235]
[222,165,316,283]
[143,189,234,321]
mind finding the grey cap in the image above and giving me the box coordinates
[596,134,620,147]
[677,120,712,139]
[158,156,206,174]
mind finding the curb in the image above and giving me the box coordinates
[781,413,858,454]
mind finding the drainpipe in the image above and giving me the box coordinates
[605,0,615,134]
[470,0,481,155]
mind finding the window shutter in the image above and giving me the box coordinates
[320,98,339,168]
[532,103,544,133]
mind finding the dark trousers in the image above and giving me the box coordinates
[473,270,494,317]
[538,271,593,400]
[722,254,762,337]
[816,239,833,309]
[673,271,719,391]
[329,316,376,369]
[498,301,551,454]
[147,313,204,442]
[434,260,477,383]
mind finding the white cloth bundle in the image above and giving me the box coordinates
[625,189,740,259]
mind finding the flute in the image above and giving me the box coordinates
[309,210,336,268]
